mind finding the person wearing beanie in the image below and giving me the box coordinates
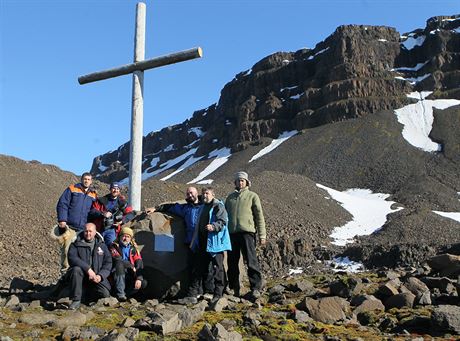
[225,171,266,301]
[109,227,147,301]
[89,182,133,247]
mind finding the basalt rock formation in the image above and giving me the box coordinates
[91,15,460,184]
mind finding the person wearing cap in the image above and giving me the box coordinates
[66,222,112,310]
[56,172,97,274]
[89,182,133,247]
[225,171,266,301]
[109,227,147,301]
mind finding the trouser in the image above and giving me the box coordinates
[102,228,117,247]
[227,232,262,292]
[59,227,77,275]
[186,247,214,295]
[189,251,225,297]
[68,266,110,302]
[113,259,147,297]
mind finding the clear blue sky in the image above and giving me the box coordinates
[1,0,459,175]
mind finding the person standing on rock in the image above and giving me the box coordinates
[225,171,266,301]
[66,222,112,310]
[188,187,231,306]
[55,172,97,274]
[109,227,147,301]
[89,182,133,247]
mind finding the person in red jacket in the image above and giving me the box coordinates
[89,182,133,247]
[109,227,147,301]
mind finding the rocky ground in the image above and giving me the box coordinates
[1,255,459,340]
[1,154,460,339]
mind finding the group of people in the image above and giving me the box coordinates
[146,170,266,305]
[54,170,266,309]
[55,173,144,309]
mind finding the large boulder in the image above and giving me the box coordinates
[124,212,190,298]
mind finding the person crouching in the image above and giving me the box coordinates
[109,227,147,301]
[67,223,112,310]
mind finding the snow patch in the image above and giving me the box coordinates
[433,211,460,224]
[249,130,298,163]
[141,148,199,181]
[288,267,303,275]
[188,147,232,184]
[188,127,204,138]
[391,61,428,72]
[327,257,365,273]
[395,92,460,152]
[394,73,430,85]
[317,184,403,246]
[401,35,426,50]
[307,47,329,60]
[163,144,175,152]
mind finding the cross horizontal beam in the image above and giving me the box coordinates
[78,47,202,85]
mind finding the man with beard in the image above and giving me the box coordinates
[225,171,266,301]
[109,227,147,301]
[66,222,112,310]
[188,187,231,307]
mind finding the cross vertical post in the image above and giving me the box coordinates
[129,2,146,210]
[78,2,202,211]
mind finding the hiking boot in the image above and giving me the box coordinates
[117,295,127,302]
[210,295,221,305]
[177,296,198,305]
[68,300,81,310]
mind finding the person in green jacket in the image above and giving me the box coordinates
[225,171,266,301]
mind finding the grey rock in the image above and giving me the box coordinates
[4,295,20,307]
[207,297,228,313]
[301,296,350,324]
[98,296,119,307]
[51,311,87,329]
[329,277,363,298]
[121,317,136,328]
[198,323,214,341]
[178,302,207,327]
[134,309,182,335]
[431,304,460,334]
[61,326,81,340]
[19,312,57,325]
[291,309,313,324]
[384,292,416,310]
[353,297,385,315]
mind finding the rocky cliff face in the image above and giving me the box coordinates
[91,15,460,182]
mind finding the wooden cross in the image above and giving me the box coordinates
[78,2,202,210]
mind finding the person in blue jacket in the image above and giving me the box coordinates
[146,186,214,299]
[188,186,231,306]
[55,172,97,273]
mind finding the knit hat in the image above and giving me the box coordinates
[234,171,251,187]
[110,182,121,189]
[120,227,134,238]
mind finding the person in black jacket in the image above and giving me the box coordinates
[67,222,112,310]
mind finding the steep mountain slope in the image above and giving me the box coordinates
[91,15,460,186]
